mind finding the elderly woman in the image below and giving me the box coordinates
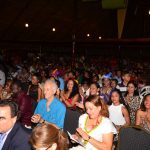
[30,123,68,150]
[71,95,117,150]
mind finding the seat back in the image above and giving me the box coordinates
[64,108,81,134]
[117,126,150,150]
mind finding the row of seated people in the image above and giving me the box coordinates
[0,78,150,150]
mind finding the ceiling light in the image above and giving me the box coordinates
[52,28,56,32]
[25,23,29,28]
[87,33,90,37]
[99,36,102,39]
[149,10,150,15]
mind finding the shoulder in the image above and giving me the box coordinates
[79,113,88,121]
[136,109,144,115]
[53,97,66,109]
[9,123,31,140]
[7,123,32,149]
[38,99,46,103]
[101,117,117,133]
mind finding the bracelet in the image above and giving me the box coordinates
[41,119,45,124]
[86,135,91,141]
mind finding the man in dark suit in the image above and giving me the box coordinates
[0,100,32,150]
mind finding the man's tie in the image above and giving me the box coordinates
[0,133,6,149]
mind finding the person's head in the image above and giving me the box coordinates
[4,79,13,93]
[126,81,138,96]
[90,83,100,95]
[68,71,75,79]
[81,79,90,91]
[31,73,41,85]
[109,89,124,105]
[84,95,109,118]
[91,74,99,83]
[12,80,22,94]
[111,79,118,89]
[140,94,150,111]
[44,80,58,100]
[64,78,79,99]
[102,77,111,87]
[122,71,131,83]
[30,123,68,150]
[0,100,19,133]
[116,70,121,77]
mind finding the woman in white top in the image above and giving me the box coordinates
[108,89,130,131]
[71,95,117,150]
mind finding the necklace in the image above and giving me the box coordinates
[85,116,102,132]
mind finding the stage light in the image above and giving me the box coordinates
[52,28,56,32]
[87,33,90,37]
[25,23,29,28]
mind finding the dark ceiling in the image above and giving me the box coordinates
[0,0,150,44]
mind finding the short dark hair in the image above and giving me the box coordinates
[0,100,19,118]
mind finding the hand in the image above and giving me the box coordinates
[76,128,89,141]
[75,102,84,109]
[31,114,41,123]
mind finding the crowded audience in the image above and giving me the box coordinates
[0,53,150,150]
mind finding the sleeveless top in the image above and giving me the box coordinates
[109,104,126,126]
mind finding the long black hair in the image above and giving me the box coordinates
[64,78,79,99]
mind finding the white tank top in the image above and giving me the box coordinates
[108,104,126,125]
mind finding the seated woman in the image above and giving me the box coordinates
[124,81,141,125]
[100,75,113,104]
[61,78,80,109]
[136,93,150,132]
[28,73,43,103]
[0,79,13,100]
[108,89,130,132]
[76,82,100,110]
[71,95,117,150]
[30,123,68,150]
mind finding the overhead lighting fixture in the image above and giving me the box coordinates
[87,33,90,37]
[99,36,102,39]
[25,23,29,28]
[149,10,150,15]
[52,28,56,32]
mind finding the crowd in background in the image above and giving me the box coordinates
[0,52,150,150]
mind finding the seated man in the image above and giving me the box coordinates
[0,100,32,150]
[31,79,66,129]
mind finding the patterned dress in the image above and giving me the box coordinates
[140,115,150,132]
[124,96,141,125]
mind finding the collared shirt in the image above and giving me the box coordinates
[0,128,12,149]
[34,97,66,128]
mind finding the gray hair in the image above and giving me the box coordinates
[44,79,58,94]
